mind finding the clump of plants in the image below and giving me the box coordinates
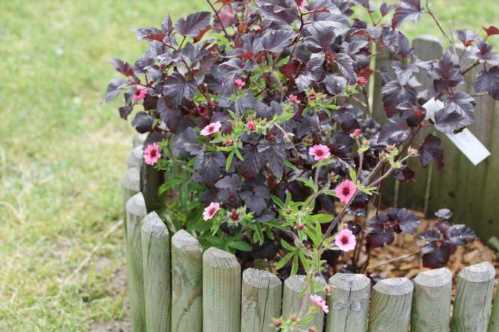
[107,0,498,329]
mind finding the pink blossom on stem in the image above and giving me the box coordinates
[288,94,300,104]
[203,202,221,221]
[132,85,148,101]
[351,128,362,138]
[335,228,357,252]
[309,294,329,314]
[309,144,331,161]
[246,120,256,131]
[335,180,357,204]
[201,121,222,136]
[143,143,161,166]
[234,78,246,89]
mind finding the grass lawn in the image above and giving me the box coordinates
[0,0,497,331]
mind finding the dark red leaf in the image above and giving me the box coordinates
[176,12,212,37]
[484,25,499,37]
[111,58,135,77]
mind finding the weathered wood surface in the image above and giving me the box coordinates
[395,36,443,212]
[122,166,140,236]
[452,262,496,332]
[141,212,170,332]
[171,230,203,332]
[203,247,241,332]
[126,193,147,332]
[369,277,413,332]
[241,268,282,332]
[282,275,326,332]
[128,145,143,169]
[489,283,499,332]
[411,267,452,332]
[326,273,370,332]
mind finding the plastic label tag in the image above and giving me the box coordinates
[423,99,490,166]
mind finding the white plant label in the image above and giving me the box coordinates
[423,98,490,166]
[446,129,490,166]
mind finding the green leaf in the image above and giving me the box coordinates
[275,253,293,270]
[305,213,333,224]
[228,240,252,252]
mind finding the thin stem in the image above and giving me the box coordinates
[205,0,230,40]
[425,1,452,43]
[366,250,421,271]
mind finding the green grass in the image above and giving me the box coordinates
[0,0,496,331]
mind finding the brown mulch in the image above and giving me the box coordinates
[364,211,498,283]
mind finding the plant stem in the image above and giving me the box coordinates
[205,0,230,40]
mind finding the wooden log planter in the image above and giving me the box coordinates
[122,146,499,332]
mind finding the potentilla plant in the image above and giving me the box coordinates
[107,0,498,329]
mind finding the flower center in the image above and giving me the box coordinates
[316,149,324,156]
[342,187,350,196]
[150,150,156,157]
[340,235,349,245]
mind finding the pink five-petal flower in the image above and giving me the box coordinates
[309,144,331,161]
[335,228,357,252]
[143,143,161,166]
[335,180,357,204]
[309,294,329,314]
[203,202,221,221]
[201,121,222,136]
[288,94,300,104]
[247,120,256,131]
[132,85,148,101]
[234,78,246,89]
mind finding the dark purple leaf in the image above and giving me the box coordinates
[377,119,411,145]
[131,111,154,133]
[175,12,211,37]
[324,75,347,95]
[366,227,395,248]
[163,73,196,106]
[475,66,499,100]
[392,0,422,28]
[422,242,455,268]
[215,175,242,191]
[380,3,393,17]
[118,105,133,120]
[419,134,444,169]
[435,208,452,220]
[447,225,476,245]
[105,78,127,102]
[260,29,294,53]
[434,92,475,133]
[432,51,463,94]
[171,127,201,157]
[193,152,226,186]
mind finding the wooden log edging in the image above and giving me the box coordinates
[142,212,171,332]
[122,144,498,332]
[125,192,147,332]
[171,230,203,332]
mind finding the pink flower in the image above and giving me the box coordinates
[335,228,357,252]
[234,78,246,90]
[143,143,161,166]
[309,144,331,161]
[247,120,256,131]
[351,128,362,138]
[133,85,148,101]
[201,121,222,136]
[203,202,221,221]
[335,180,357,204]
[288,94,300,105]
[309,294,329,314]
